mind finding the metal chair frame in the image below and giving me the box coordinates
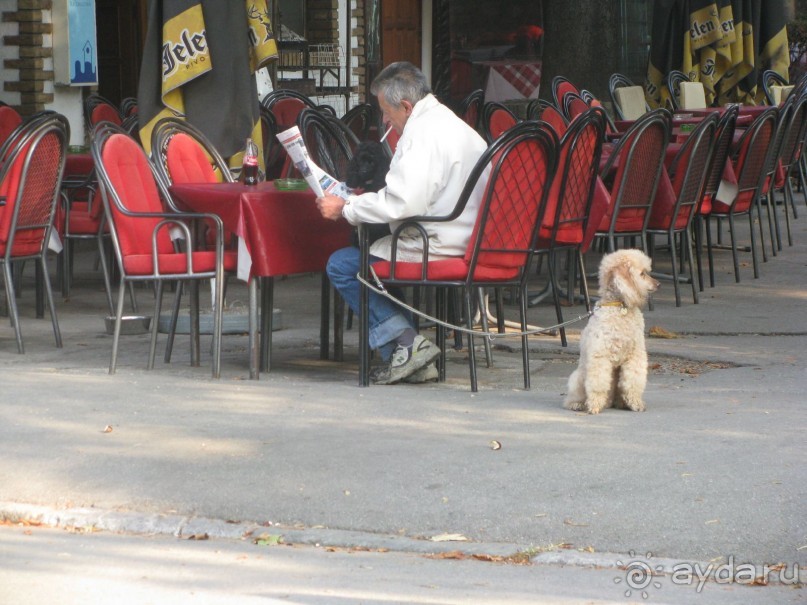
[358,123,558,392]
[0,113,67,352]
[92,122,227,377]
[646,113,718,306]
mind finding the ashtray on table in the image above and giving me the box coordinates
[274,178,309,191]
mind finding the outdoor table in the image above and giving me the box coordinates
[475,59,542,102]
[170,181,352,379]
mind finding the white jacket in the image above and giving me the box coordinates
[341,94,488,262]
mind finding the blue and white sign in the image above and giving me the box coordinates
[68,0,98,84]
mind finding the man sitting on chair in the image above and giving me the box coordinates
[316,61,488,384]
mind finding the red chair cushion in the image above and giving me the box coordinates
[371,258,520,282]
[166,133,221,184]
[122,250,237,276]
[91,103,122,127]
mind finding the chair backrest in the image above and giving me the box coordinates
[0,105,23,150]
[663,113,718,230]
[0,113,67,258]
[262,89,318,131]
[462,123,557,281]
[93,124,176,262]
[150,117,234,188]
[699,105,739,213]
[341,103,381,142]
[762,69,788,105]
[480,102,519,143]
[665,70,690,110]
[551,76,580,108]
[260,106,286,180]
[775,93,807,172]
[119,97,138,118]
[84,93,122,128]
[600,108,671,236]
[540,106,606,247]
[730,107,778,213]
[537,103,569,139]
[562,92,590,122]
[525,98,555,121]
[297,108,359,181]
[456,89,484,131]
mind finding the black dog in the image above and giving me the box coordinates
[345,141,391,245]
[346,141,390,193]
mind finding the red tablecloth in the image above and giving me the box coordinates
[170,181,352,281]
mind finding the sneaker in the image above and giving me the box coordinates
[371,335,440,385]
[402,362,438,384]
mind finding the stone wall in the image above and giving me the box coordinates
[540,0,621,103]
[1,0,53,115]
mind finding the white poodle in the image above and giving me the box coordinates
[564,249,660,414]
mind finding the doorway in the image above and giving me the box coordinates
[95,0,148,105]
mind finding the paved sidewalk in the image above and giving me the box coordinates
[0,199,805,602]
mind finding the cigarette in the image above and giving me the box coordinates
[379,125,393,143]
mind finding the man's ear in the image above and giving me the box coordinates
[401,100,414,116]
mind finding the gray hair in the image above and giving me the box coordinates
[370,61,431,107]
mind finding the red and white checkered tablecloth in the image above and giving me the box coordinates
[479,60,542,102]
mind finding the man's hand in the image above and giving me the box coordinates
[316,194,346,220]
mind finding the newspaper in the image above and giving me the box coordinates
[275,126,352,198]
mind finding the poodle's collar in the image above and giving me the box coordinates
[595,300,628,314]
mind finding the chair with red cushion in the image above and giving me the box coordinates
[92,123,236,377]
[706,107,778,283]
[358,122,558,392]
[692,104,738,289]
[646,112,718,306]
[0,105,23,151]
[528,101,568,139]
[262,90,320,177]
[341,102,382,142]
[455,89,484,132]
[551,75,581,109]
[533,107,605,345]
[150,117,235,188]
[764,92,806,250]
[0,113,67,352]
[84,93,122,128]
[480,101,519,144]
[562,92,591,123]
[594,108,671,253]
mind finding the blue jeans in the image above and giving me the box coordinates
[326,246,413,362]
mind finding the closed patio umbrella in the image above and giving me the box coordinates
[647,0,790,107]
[138,0,277,167]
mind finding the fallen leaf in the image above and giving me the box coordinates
[430,533,469,542]
[186,533,209,540]
[648,326,679,339]
[705,519,720,525]
[253,533,284,546]
[563,518,589,527]
[649,362,662,370]
[102,425,113,433]
[427,550,466,560]
[472,553,505,562]
[489,440,502,450]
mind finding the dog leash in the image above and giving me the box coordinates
[357,267,594,340]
